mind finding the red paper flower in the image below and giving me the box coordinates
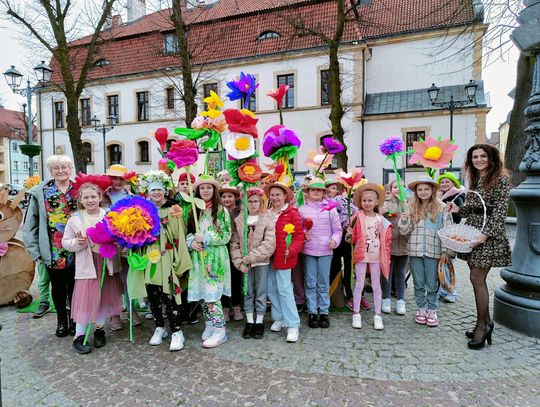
[155,128,169,151]
[267,85,290,109]
[304,218,314,231]
[165,242,173,250]
[166,139,199,168]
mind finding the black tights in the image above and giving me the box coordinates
[222,263,242,308]
[146,284,182,333]
[47,265,75,318]
[329,238,353,299]
[469,266,491,339]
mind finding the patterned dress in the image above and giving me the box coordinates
[186,207,232,303]
[458,176,512,268]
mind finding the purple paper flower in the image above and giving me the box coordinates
[322,137,344,154]
[379,136,405,156]
[226,72,259,108]
[262,125,301,158]
[321,200,339,212]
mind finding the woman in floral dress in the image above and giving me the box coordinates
[186,175,232,348]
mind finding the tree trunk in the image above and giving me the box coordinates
[328,41,348,170]
[172,0,197,126]
[505,54,535,187]
[66,99,86,174]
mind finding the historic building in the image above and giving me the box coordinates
[38,0,488,184]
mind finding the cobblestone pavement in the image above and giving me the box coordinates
[1,258,540,406]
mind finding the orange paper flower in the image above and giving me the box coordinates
[238,162,262,183]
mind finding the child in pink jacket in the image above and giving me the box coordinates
[62,175,122,355]
[346,183,392,331]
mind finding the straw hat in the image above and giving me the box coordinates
[106,164,129,177]
[353,182,386,208]
[407,176,441,192]
[193,174,220,190]
[264,181,294,203]
[219,183,240,196]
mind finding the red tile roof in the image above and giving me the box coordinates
[50,0,476,83]
[0,107,35,141]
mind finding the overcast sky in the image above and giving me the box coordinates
[0,4,519,137]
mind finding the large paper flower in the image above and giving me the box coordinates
[104,196,160,249]
[203,90,223,111]
[226,72,259,106]
[225,132,255,160]
[223,109,258,138]
[262,125,301,159]
[154,128,169,151]
[409,136,458,169]
[322,137,344,154]
[305,148,333,170]
[267,85,290,109]
[166,139,199,168]
[238,162,262,184]
[87,220,118,258]
[334,168,366,191]
[379,135,405,156]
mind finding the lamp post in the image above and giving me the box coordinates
[427,80,478,142]
[493,0,540,337]
[91,115,116,172]
[3,61,52,176]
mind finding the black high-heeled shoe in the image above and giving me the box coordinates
[465,320,494,339]
[467,326,493,349]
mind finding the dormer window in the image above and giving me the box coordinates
[257,31,281,41]
[164,34,179,54]
[94,58,111,67]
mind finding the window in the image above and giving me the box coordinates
[248,91,256,112]
[80,98,91,126]
[107,95,119,123]
[320,69,330,106]
[203,83,218,98]
[138,140,150,163]
[258,31,281,40]
[82,142,93,163]
[14,161,19,170]
[55,101,65,128]
[166,88,175,110]
[33,161,38,170]
[320,135,338,169]
[107,144,122,166]
[23,161,29,170]
[94,58,111,67]
[12,142,17,152]
[164,33,178,54]
[277,74,294,108]
[406,131,425,168]
[137,91,149,121]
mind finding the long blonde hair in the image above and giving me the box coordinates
[409,184,444,223]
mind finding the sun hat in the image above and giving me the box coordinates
[407,175,441,192]
[219,183,241,196]
[353,182,386,208]
[264,181,294,203]
[106,164,129,178]
[325,179,339,187]
[305,177,326,190]
[437,172,461,189]
[193,174,220,190]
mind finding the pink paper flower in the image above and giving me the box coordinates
[166,139,199,168]
[321,200,339,212]
[87,220,118,258]
[408,137,458,169]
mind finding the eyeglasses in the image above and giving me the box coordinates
[51,165,71,172]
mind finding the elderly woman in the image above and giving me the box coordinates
[23,155,78,337]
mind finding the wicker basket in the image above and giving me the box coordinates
[438,190,486,253]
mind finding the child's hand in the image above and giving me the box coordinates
[284,248,290,257]
[239,264,249,273]
[400,213,409,222]
[191,240,203,251]
[305,231,311,241]
[329,240,337,249]
[76,231,87,247]
[347,226,353,235]
[446,202,459,213]
[195,233,204,243]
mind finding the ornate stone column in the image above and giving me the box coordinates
[493,0,540,337]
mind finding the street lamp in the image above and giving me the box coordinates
[427,79,478,141]
[3,60,52,176]
[92,114,116,172]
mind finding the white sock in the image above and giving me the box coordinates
[256,314,264,324]
[246,312,254,324]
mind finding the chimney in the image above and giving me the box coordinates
[127,0,146,22]
[111,14,122,26]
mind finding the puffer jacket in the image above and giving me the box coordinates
[299,199,342,257]
[350,211,392,279]
[273,205,305,270]
[230,212,276,269]
[381,198,409,256]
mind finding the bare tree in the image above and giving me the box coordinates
[1,0,119,172]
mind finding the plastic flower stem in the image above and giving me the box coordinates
[129,252,133,343]
[347,190,355,291]
[279,108,283,126]
[315,152,329,178]
[390,154,406,212]
[185,166,206,272]
[83,261,107,346]
[242,185,249,295]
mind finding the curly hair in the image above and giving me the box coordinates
[464,144,508,189]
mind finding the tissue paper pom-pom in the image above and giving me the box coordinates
[379,136,405,156]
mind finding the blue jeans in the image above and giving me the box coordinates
[409,256,439,310]
[267,268,300,328]
[303,254,332,315]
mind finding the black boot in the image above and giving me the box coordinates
[68,319,76,336]
[55,312,69,337]
[242,322,254,339]
[308,314,319,328]
[253,323,264,339]
[319,314,330,329]
[72,336,92,354]
[94,328,106,348]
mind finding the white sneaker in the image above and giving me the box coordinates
[381,298,391,314]
[203,327,227,348]
[169,331,185,351]
[352,314,362,329]
[202,321,214,341]
[374,315,384,330]
[286,327,299,343]
[270,320,283,332]
[149,327,168,346]
[396,300,406,315]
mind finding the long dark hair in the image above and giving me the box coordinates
[464,144,508,189]
[187,184,222,234]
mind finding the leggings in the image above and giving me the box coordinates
[146,284,182,333]
[47,264,75,317]
[202,301,225,328]
[353,262,382,314]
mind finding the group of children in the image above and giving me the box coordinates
[54,163,465,354]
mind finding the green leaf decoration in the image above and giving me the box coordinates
[174,128,208,139]
[149,263,157,279]
[193,197,206,210]
[127,252,149,271]
[270,146,299,162]
[285,233,293,246]
[201,130,221,150]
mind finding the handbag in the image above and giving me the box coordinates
[438,257,455,293]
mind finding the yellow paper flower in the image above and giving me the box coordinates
[203,90,223,111]
[283,223,295,234]
[147,249,161,264]
[423,146,443,161]
[201,109,222,119]
[108,207,152,236]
